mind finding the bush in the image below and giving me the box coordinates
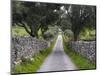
[64,29,74,41]
[43,31,54,40]
[79,28,96,41]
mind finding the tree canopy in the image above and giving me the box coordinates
[12,1,61,38]
[58,4,96,40]
[68,5,96,40]
[12,1,96,41]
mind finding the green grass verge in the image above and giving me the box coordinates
[63,36,96,70]
[14,36,57,74]
[12,26,29,36]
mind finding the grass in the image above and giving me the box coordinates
[14,36,57,74]
[63,36,96,70]
[12,26,29,36]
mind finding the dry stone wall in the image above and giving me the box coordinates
[69,41,96,64]
[11,36,49,70]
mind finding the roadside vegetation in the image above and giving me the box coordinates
[12,26,29,36]
[12,22,58,74]
[14,35,57,73]
[79,28,96,41]
[63,34,96,69]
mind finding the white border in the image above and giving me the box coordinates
[20,0,97,5]
[0,0,100,75]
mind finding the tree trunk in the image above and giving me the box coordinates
[23,24,36,37]
[73,31,80,41]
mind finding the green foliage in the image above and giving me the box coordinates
[43,31,54,40]
[43,26,58,40]
[63,36,96,69]
[67,5,96,41]
[12,1,60,37]
[12,26,29,36]
[37,28,43,39]
[14,36,57,73]
[12,1,96,40]
[64,29,73,41]
[79,28,96,41]
[59,18,72,31]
